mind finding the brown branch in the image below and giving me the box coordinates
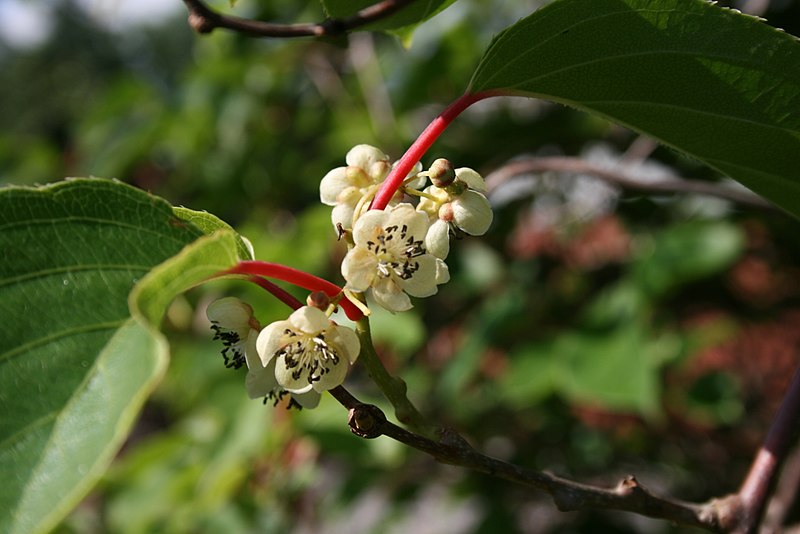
[485,156,777,211]
[182,0,417,38]
[735,366,800,533]
[328,386,733,531]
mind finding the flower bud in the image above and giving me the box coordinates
[429,158,456,188]
[306,291,331,310]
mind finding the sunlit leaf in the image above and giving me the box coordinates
[0,179,243,534]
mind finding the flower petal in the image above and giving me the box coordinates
[399,254,439,298]
[332,202,356,231]
[320,167,349,205]
[346,144,389,172]
[206,297,253,330]
[243,329,261,370]
[311,357,348,392]
[329,324,361,364]
[256,321,289,366]
[425,219,451,259]
[292,390,321,409]
[371,277,412,312]
[245,358,279,399]
[342,246,378,291]
[386,203,427,239]
[452,191,493,235]
[351,209,389,247]
[455,167,487,192]
[274,354,314,394]
[289,306,329,334]
[435,258,450,285]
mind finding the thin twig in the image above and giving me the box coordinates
[182,0,417,38]
[485,156,776,211]
[328,386,733,531]
[736,366,800,533]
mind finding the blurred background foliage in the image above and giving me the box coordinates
[3,0,800,532]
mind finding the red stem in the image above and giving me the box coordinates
[222,261,363,320]
[246,275,303,310]
[370,91,501,210]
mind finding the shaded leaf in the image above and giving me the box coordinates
[320,0,456,33]
[469,0,800,216]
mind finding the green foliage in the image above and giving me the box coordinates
[0,180,173,533]
[0,179,243,534]
[469,0,800,217]
[1,0,799,531]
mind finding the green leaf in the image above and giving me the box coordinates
[469,0,800,217]
[320,0,456,33]
[633,221,744,296]
[173,206,254,264]
[503,323,678,416]
[0,178,241,534]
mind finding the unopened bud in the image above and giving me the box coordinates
[429,158,456,187]
[306,291,331,310]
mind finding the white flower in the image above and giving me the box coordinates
[320,144,423,231]
[341,203,450,312]
[207,297,260,370]
[207,298,320,409]
[256,306,360,395]
[418,167,493,259]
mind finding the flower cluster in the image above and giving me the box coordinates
[322,145,493,312]
[320,144,424,231]
[207,298,360,409]
[207,144,492,408]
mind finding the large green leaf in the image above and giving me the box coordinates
[0,179,242,534]
[469,0,800,216]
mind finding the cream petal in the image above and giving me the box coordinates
[289,306,329,334]
[329,324,361,364]
[331,202,355,231]
[206,297,253,330]
[243,329,261,370]
[452,191,493,235]
[256,321,289,366]
[455,167,487,192]
[291,390,321,409]
[425,219,451,259]
[274,354,314,394]
[311,357,349,392]
[399,254,439,298]
[351,209,389,246]
[342,247,378,291]
[245,358,279,399]
[435,258,450,285]
[320,167,350,205]
[371,278,412,312]
[417,197,439,219]
[346,144,388,171]
[385,204,429,243]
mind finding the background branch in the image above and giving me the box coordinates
[182,0,416,38]
[328,386,733,532]
[485,156,776,211]
[735,366,800,533]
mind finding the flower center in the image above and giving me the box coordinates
[279,329,341,384]
[365,224,425,280]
